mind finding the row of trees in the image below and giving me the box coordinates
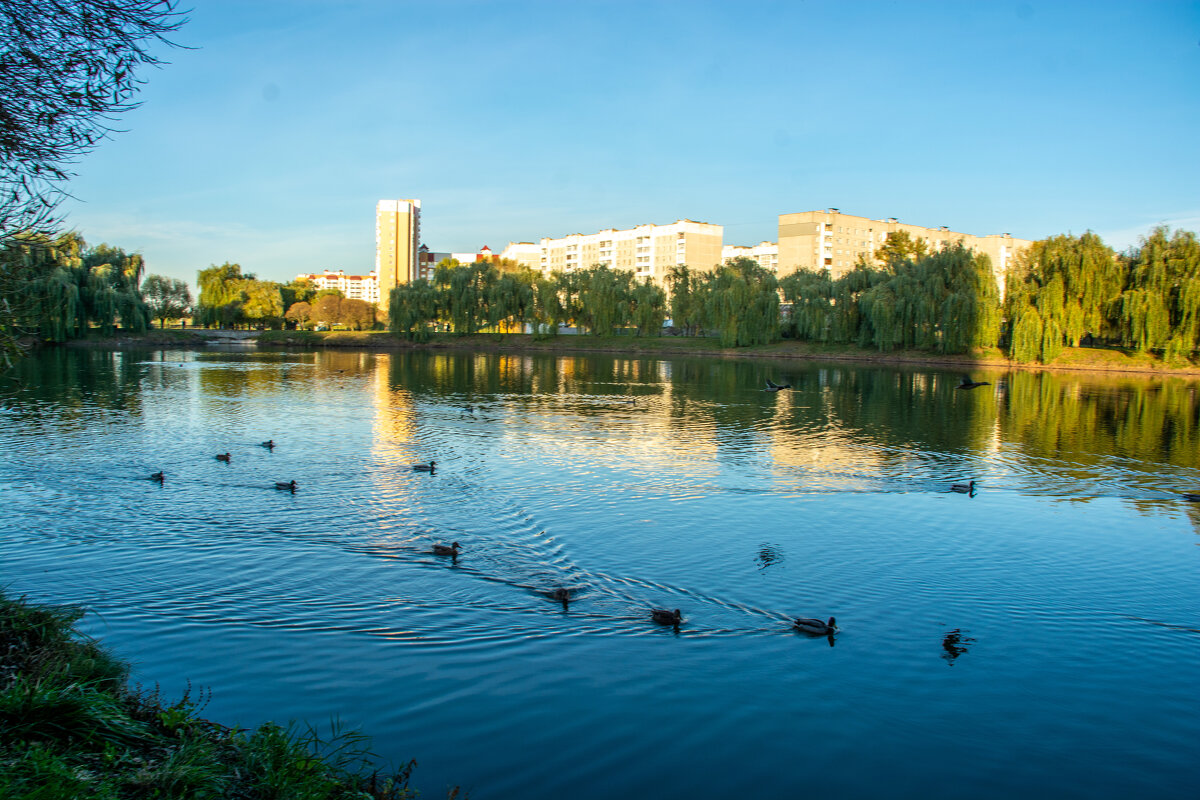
[388,257,784,347]
[195,262,372,330]
[1005,227,1200,362]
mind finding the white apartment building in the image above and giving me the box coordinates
[294,270,380,305]
[722,241,779,272]
[500,219,723,286]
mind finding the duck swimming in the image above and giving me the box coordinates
[651,608,683,626]
[794,616,837,635]
[215,453,231,462]
[412,460,436,472]
[950,480,976,494]
[261,440,275,449]
[275,480,297,492]
[1182,493,1200,502]
[956,376,990,390]
[551,587,570,610]
[764,379,792,392]
[431,541,460,557]
[150,471,164,482]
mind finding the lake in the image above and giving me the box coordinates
[2,347,1198,799]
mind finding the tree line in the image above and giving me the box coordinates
[195,262,376,330]
[387,227,1199,364]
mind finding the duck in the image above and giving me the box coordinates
[275,480,297,491]
[956,376,990,390]
[215,453,231,462]
[431,541,460,557]
[411,460,436,472]
[950,480,976,494]
[794,616,837,635]
[260,440,275,449]
[651,608,683,626]
[764,379,792,392]
[150,471,164,482]
[1182,493,1200,502]
[551,587,570,610]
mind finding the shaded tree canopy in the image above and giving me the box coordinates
[0,0,187,232]
[141,274,191,327]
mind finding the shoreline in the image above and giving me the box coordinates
[56,329,1200,378]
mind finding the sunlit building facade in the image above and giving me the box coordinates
[500,220,724,287]
[722,241,779,272]
[376,198,422,308]
[777,208,1031,283]
[294,270,380,305]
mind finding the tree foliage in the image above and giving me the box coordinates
[141,273,190,327]
[0,0,186,232]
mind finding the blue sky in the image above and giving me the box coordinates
[57,0,1200,288]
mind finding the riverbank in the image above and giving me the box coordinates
[0,591,427,799]
[64,328,1200,376]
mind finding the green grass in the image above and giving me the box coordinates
[0,590,431,799]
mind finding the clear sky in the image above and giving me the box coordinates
[56,0,1200,288]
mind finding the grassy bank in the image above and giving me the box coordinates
[0,590,427,799]
[253,330,1200,375]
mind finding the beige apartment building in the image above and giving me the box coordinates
[500,219,723,287]
[375,199,421,307]
[777,208,1031,283]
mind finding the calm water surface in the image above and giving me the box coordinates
[3,348,1199,798]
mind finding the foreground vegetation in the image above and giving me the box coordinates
[0,590,424,799]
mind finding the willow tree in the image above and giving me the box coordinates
[486,270,535,333]
[778,268,833,341]
[1120,227,1200,358]
[830,262,888,346]
[630,278,667,336]
[389,278,440,341]
[699,257,780,347]
[574,265,632,336]
[667,264,705,336]
[194,263,249,328]
[532,274,566,337]
[1004,233,1123,361]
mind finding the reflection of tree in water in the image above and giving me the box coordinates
[4,348,145,426]
[755,542,784,571]
[941,628,975,665]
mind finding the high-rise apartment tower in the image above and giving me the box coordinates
[375,199,421,308]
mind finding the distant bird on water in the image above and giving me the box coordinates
[215,453,231,463]
[1182,493,1200,502]
[956,376,990,390]
[412,460,436,472]
[551,587,571,610]
[432,541,460,558]
[150,471,164,483]
[793,616,837,635]
[651,608,683,627]
[764,379,792,392]
[261,440,275,449]
[275,480,297,492]
[950,480,976,495]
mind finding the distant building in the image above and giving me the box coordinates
[294,270,380,305]
[777,208,1031,282]
[722,241,779,272]
[376,199,422,307]
[500,220,723,287]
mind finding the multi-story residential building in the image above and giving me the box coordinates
[777,208,1031,283]
[294,270,380,305]
[500,220,723,286]
[375,199,421,307]
[722,241,779,272]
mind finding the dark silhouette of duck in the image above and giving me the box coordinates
[432,541,460,558]
[550,587,570,610]
[150,471,164,483]
[956,376,990,390]
[794,616,837,635]
[764,379,792,392]
[651,608,683,627]
[275,480,297,492]
[412,460,436,472]
[261,440,275,449]
[950,480,976,495]
[215,453,231,463]
[1182,493,1200,502]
